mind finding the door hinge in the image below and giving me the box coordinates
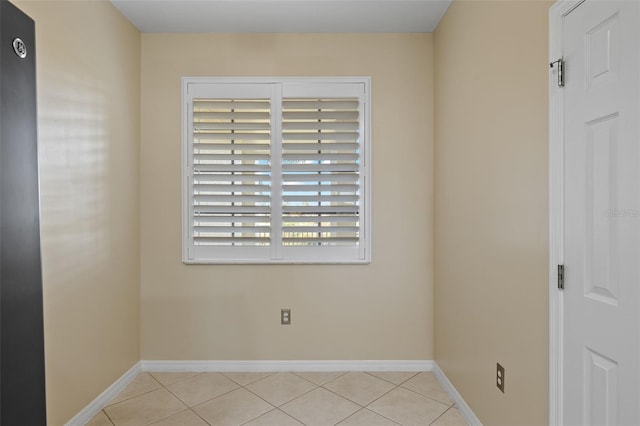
[558,264,565,290]
[550,59,565,87]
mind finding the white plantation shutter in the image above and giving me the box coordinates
[281,99,361,246]
[192,99,271,244]
[184,83,275,261]
[183,78,370,263]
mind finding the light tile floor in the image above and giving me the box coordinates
[86,371,469,426]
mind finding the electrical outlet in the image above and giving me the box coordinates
[496,363,505,393]
[281,309,291,325]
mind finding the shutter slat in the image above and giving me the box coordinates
[282,194,359,203]
[194,215,270,224]
[282,226,359,233]
[281,142,358,151]
[282,100,359,110]
[195,205,270,214]
[195,122,271,131]
[281,173,359,183]
[194,142,270,151]
[282,111,358,121]
[282,184,358,193]
[195,237,270,244]
[193,183,270,192]
[283,237,359,244]
[195,194,270,203]
[282,132,358,141]
[283,153,358,161]
[195,226,270,233]
[194,164,270,172]
[194,100,271,110]
[282,163,358,172]
[194,132,270,141]
[282,215,358,224]
[194,154,270,161]
[283,122,358,131]
[194,111,270,120]
[193,174,270,183]
[283,205,358,214]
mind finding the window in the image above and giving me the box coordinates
[182,77,371,264]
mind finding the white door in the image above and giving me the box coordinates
[562,1,640,425]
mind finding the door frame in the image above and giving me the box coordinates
[548,1,584,425]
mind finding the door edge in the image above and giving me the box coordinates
[548,1,584,425]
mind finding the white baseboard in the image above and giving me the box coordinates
[140,359,434,372]
[64,362,142,426]
[433,362,482,426]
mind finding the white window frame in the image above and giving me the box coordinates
[182,77,371,264]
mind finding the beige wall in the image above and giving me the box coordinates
[140,34,434,360]
[433,1,550,424]
[12,1,141,424]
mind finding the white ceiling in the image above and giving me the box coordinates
[110,0,452,33]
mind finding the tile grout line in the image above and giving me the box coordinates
[320,370,426,425]
[238,372,355,425]
[238,371,448,426]
[233,385,281,425]
[221,371,277,387]
[291,371,349,386]
[140,373,192,426]
[102,409,116,426]
[237,407,306,426]
[291,372,402,425]
[157,371,316,425]
[152,376,213,426]
[201,373,280,426]
[397,383,454,408]
[319,381,383,408]
[149,371,206,388]
[333,407,365,426]
[337,406,401,426]
[177,384,243,411]
[273,407,308,426]
[247,372,322,408]
[103,373,165,410]
[354,383,403,419]
[153,373,211,425]
[239,383,288,409]
[184,407,213,426]
[241,380,318,424]
[234,383,310,426]
[215,371,321,426]
[284,376,369,424]
[428,405,459,426]
[358,373,454,426]
[315,372,407,410]
[363,371,421,387]
[162,372,272,411]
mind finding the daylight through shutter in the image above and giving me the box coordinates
[281,98,361,247]
[191,98,271,247]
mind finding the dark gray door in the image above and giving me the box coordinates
[0,1,46,424]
